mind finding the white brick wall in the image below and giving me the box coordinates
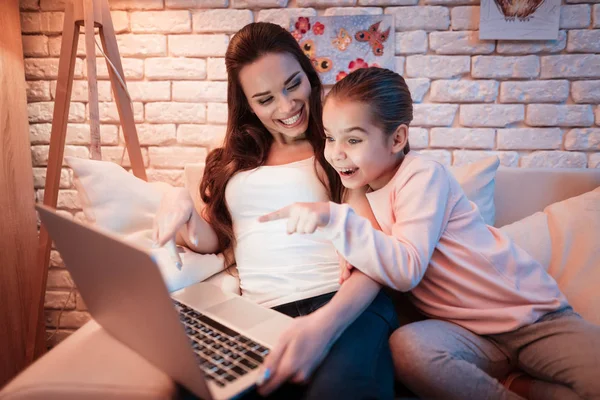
[21,0,600,346]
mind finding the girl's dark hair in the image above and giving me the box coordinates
[327,67,412,154]
[200,22,343,263]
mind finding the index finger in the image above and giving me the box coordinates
[258,206,290,223]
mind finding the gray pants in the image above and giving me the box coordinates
[390,307,600,400]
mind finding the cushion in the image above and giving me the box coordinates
[449,156,500,226]
[499,212,552,271]
[65,156,225,293]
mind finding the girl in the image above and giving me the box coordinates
[260,67,600,400]
[153,23,398,398]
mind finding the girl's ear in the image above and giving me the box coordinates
[390,124,409,155]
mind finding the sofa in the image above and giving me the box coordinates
[2,163,600,400]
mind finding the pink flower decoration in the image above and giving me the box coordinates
[336,71,348,82]
[295,17,311,34]
[292,29,303,42]
[312,22,325,35]
[348,58,368,72]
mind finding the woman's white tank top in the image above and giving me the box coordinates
[225,157,340,307]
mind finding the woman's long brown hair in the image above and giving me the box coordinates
[200,22,343,265]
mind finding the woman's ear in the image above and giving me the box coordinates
[391,124,409,155]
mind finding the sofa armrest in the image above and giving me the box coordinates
[0,321,176,400]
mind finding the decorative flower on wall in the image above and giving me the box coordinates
[312,22,325,35]
[295,17,311,34]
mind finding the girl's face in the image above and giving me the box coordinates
[323,98,405,191]
[239,52,312,144]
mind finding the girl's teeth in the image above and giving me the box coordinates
[281,110,301,125]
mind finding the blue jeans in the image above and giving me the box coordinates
[244,290,399,399]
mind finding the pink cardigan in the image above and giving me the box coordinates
[322,153,567,335]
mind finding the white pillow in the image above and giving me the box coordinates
[65,156,225,293]
[449,156,500,226]
[500,212,552,271]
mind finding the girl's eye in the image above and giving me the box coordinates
[325,136,334,142]
[258,97,273,105]
[287,80,301,91]
[348,139,362,145]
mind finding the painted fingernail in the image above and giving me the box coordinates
[256,368,270,386]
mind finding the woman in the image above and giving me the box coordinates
[153,22,398,398]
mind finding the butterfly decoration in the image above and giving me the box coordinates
[332,28,352,51]
[493,0,545,21]
[300,39,333,73]
[355,21,390,57]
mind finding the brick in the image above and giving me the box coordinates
[25,58,83,79]
[430,128,494,149]
[73,212,88,225]
[26,81,51,102]
[146,102,207,123]
[149,147,208,169]
[37,189,81,210]
[232,0,288,7]
[131,11,191,33]
[256,8,317,28]
[108,0,163,10]
[92,102,144,123]
[451,6,479,30]
[22,35,48,57]
[21,13,41,33]
[46,269,74,289]
[169,34,229,57]
[50,250,65,267]
[567,30,600,53]
[87,58,144,80]
[520,151,587,168]
[572,80,600,103]
[192,10,253,33]
[166,0,228,7]
[39,0,65,9]
[40,12,64,34]
[460,104,524,128]
[430,31,495,54]
[500,80,569,103]
[430,80,498,103]
[560,5,591,29]
[406,78,430,103]
[116,34,166,57]
[589,153,600,168]
[594,5,600,28]
[472,56,539,79]
[48,34,105,58]
[324,7,382,15]
[101,147,149,168]
[31,145,89,167]
[542,55,600,78]
[20,0,40,10]
[177,124,226,147]
[45,310,91,329]
[408,127,428,148]
[146,169,185,187]
[207,103,228,124]
[173,81,227,102]
[146,57,206,80]
[425,0,478,4]
[46,329,76,348]
[395,56,405,75]
[497,128,562,150]
[419,150,451,165]
[412,104,458,126]
[596,106,600,125]
[207,58,227,81]
[564,128,600,150]
[497,31,567,54]
[31,123,119,146]
[395,31,427,55]
[567,0,599,3]
[111,11,130,33]
[297,0,355,5]
[125,81,171,101]
[405,55,470,78]
[359,0,418,4]
[75,292,87,311]
[123,124,177,146]
[386,7,449,31]
[45,290,76,309]
[28,102,85,123]
[526,104,594,127]
[50,80,112,102]
[32,167,71,189]
[453,151,519,167]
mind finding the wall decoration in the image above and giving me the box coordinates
[290,15,395,84]
[480,0,560,40]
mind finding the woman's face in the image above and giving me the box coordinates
[238,52,312,143]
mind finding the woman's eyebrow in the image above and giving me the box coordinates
[251,71,301,98]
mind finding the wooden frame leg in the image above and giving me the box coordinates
[31,1,80,361]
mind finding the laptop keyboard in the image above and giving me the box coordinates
[173,300,270,388]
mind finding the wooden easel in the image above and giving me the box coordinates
[30,0,147,361]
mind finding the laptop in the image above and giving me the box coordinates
[36,204,294,400]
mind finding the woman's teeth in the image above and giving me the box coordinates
[340,168,358,177]
[280,109,302,126]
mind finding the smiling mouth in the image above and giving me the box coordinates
[338,168,358,178]
[278,106,305,128]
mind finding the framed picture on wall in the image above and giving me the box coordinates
[479,0,560,40]
[289,15,395,84]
